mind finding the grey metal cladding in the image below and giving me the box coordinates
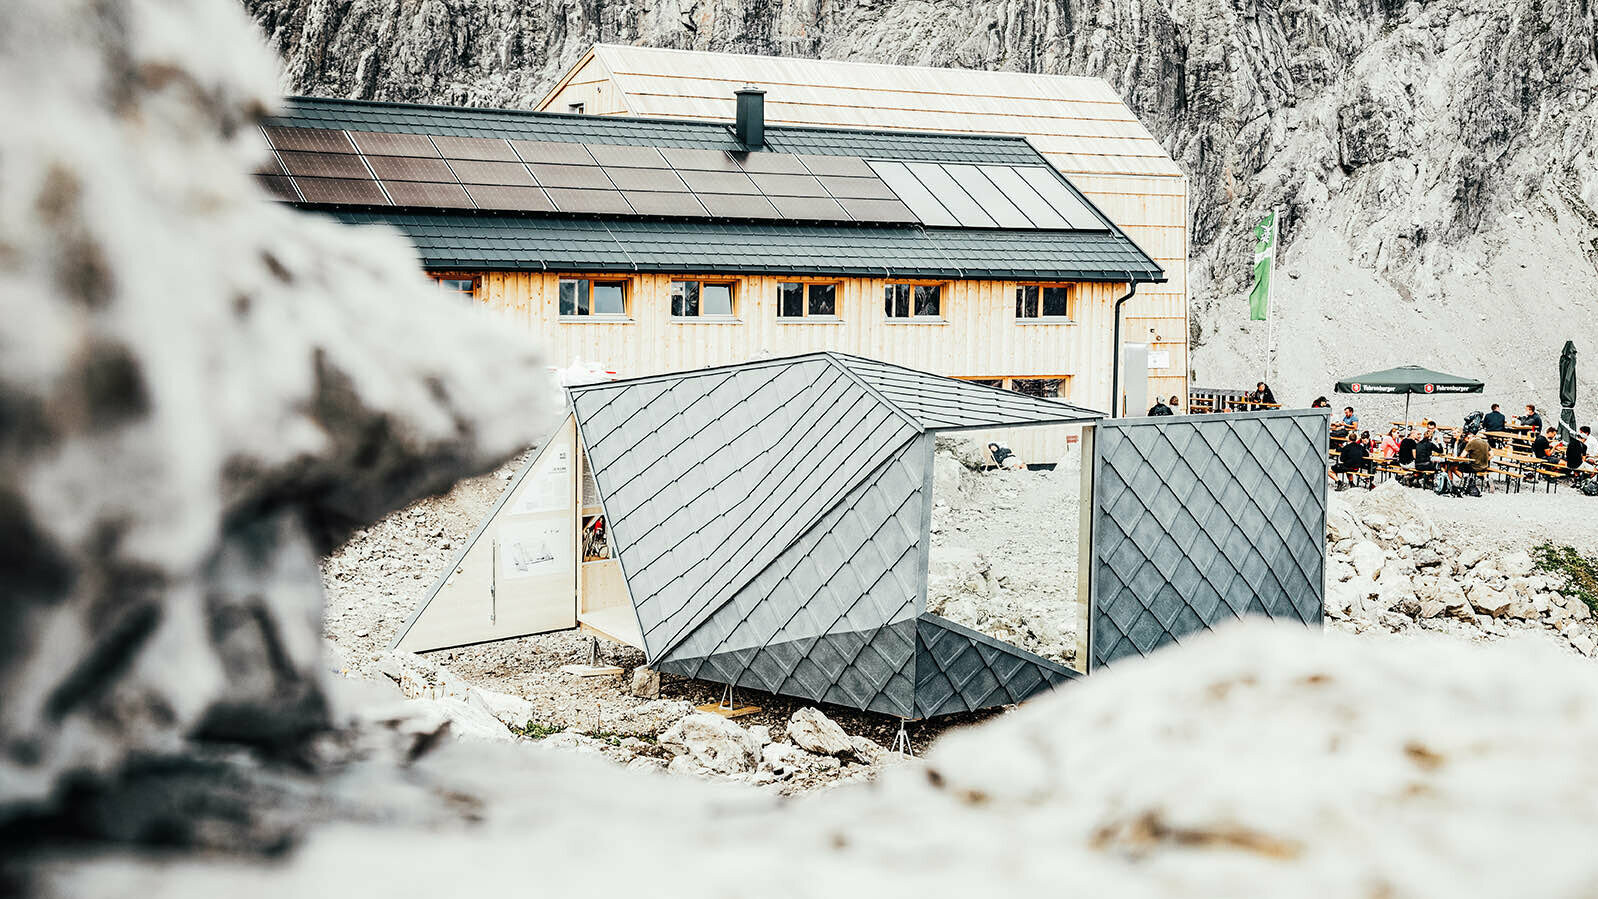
[1089,410,1326,670]
[914,614,1078,718]
[834,354,1102,427]
[571,357,920,661]
[664,438,925,662]
[656,620,918,718]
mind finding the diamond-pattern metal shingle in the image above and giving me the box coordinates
[568,355,1095,718]
[1087,410,1326,669]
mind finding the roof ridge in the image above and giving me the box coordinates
[590,43,1110,87]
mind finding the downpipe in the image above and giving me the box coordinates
[1108,275,1139,418]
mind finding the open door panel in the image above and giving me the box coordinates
[392,415,580,653]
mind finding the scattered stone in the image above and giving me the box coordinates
[659,713,758,775]
[786,707,856,757]
[1468,586,1512,619]
[602,700,693,738]
[630,666,662,699]
[1350,541,1386,578]
[1499,550,1535,578]
[749,725,773,746]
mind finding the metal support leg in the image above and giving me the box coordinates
[890,720,914,757]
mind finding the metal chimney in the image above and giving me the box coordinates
[735,86,765,150]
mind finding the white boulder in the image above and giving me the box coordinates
[659,713,759,775]
[787,707,857,757]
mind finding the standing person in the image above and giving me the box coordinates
[1147,396,1172,416]
[1520,405,1544,431]
[1483,404,1506,433]
[1167,395,1181,413]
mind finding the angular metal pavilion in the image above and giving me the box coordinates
[567,353,1099,718]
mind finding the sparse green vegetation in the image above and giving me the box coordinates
[1532,543,1598,616]
[509,720,567,740]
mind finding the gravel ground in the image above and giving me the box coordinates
[324,439,1595,793]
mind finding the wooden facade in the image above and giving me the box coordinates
[537,46,1189,415]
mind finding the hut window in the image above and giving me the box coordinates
[671,280,736,317]
[1011,378,1068,398]
[777,281,839,318]
[431,274,478,302]
[1016,285,1073,320]
[568,102,586,114]
[885,283,941,318]
[559,278,628,317]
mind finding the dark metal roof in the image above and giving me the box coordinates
[272,96,1048,165]
[328,210,1165,281]
[272,96,1165,283]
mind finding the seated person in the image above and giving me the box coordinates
[1483,404,1507,433]
[1462,429,1492,474]
[1412,428,1441,473]
[1147,397,1172,416]
[1379,427,1401,459]
[1531,427,1557,461]
[1339,406,1359,431]
[1520,405,1543,431]
[1567,427,1590,471]
[1166,395,1181,413]
[1249,381,1277,405]
[1331,435,1372,488]
[1396,430,1417,466]
[1311,396,1330,409]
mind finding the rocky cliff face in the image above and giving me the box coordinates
[245,0,1598,412]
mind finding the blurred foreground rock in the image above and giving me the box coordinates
[0,0,549,840]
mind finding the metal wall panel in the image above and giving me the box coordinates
[1086,409,1326,669]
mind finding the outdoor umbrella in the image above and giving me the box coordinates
[1560,340,1578,439]
[1334,364,1485,424]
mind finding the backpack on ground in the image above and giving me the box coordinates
[1581,477,1598,497]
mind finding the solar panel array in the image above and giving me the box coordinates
[256,124,1106,231]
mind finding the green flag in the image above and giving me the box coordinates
[1248,210,1276,321]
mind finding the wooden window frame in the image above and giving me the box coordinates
[558,275,632,321]
[883,280,947,322]
[429,272,480,302]
[669,278,740,321]
[1014,283,1076,323]
[776,280,842,322]
[955,375,1074,399]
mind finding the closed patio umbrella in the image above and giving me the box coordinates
[1560,341,1578,439]
[1334,364,1485,424]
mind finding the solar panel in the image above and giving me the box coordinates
[767,195,848,220]
[622,191,710,217]
[464,184,556,212]
[661,148,741,171]
[866,161,958,227]
[734,152,810,175]
[365,155,457,182]
[277,150,373,180]
[446,159,537,186]
[1013,167,1104,229]
[586,144,669,168]
[902,163,996,228]
[255,174,300,202]
[428,135,519,162]
[293,177,389,205]
[601,166,691,192]
[677,169,760,195]
[977,166,1069,229]
[696,193,781,219]
[253,154,288,177]
[749,173,826,197]
[837,198,917,223]
[816,176,899,201]
[511,140,596,165]
[348,131,438,157]
[796,154,876,178]
[528,163,615,190]
[944,165,1031,228]
[545,188,635,215]
[263,126,354,153]
[382,181,475,208]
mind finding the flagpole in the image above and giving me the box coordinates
[1265,206,1280,385]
